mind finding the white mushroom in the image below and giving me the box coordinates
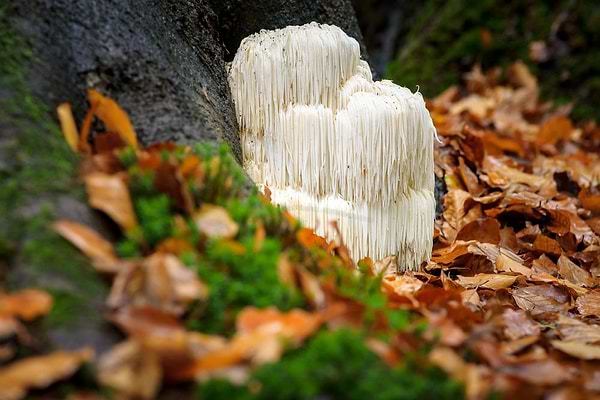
[228,22,436,271]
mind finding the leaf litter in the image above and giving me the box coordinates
[4,62,600,399]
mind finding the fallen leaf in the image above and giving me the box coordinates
[85,172,137,230]
[558,255,594,287]
[194,205,238,239]
[97,340,161,399]
[537,116,573,146]
[0,348,93,400]
[512,285,570,315]
[456,274,517,290]
[556,315,600,343]
[501,308,540,340]
[88,89,138,148]
[576,290,600,317]
[0,289,53,321]
[56,103,79,152]
[53,220,118,272]
[456,218,501,244]
[551,340,600,360]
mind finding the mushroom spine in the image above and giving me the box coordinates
[228,22,436,271]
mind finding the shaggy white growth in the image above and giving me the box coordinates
[228,22,436,271]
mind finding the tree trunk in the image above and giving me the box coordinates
[1,0,366,354]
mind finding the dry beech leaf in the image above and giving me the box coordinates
[555,315,600,343]
[56,103,79,152]
[0,289,53,321]
[0,348,93,400]
[456,273,517,290]
[501,308,540,340]
[97,340,161,400]
[85,172,137,230]
[496,254,531,276]
[382,274,424,298]
[579,188,600,215]
[53,220,118,272]
[194,205,239,239]
[512,284,570,315]
[576,290,600,317]
[536,115,573,146]
[455,218,500,244]
[88,89,138,148]
[558,255,594,287]
[551,340,600,360]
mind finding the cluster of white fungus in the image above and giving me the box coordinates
[228,22,436,271]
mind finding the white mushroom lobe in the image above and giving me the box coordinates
[228,22,436,271]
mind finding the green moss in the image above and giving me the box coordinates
[386,0,600,121]
[197,329,464,400]
[188,234,304,334]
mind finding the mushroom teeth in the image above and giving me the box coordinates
[228,22,436,271]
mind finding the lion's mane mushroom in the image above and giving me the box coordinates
[228,22,436,271]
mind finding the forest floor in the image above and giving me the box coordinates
[1,62,600,400]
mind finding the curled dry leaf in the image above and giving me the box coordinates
[382,274,424,298]
[97,340,161,400]
[0,289,53,321]
[194,204,239,239]
[107,254,207,315]
[456,274,518,290]
[53,220,118,273]
[85,172,137,230]
[555,315,600,343]
[551,340,600,360]
[512,285,571,315]
[56,103,79,152]
[576,290,600,317]
[88,89,138,148]
[0,348,93,400]
[558,255,594,288]
[501,308,540,340]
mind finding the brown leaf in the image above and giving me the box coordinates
[0,289,53,321]
[97,340,161,399]
[551,340,600,360]
[85,172,137,230]
[455,218,501,244]
[502,359,570,385]
[56,103,79,152]
[53,220,118,272]
[88,89,138,148]
[382,274,424,298]
[532,235,563,255]
[537,116,573,146]
[556,315,600,343]
[512,285,570,315]
[443,190,476,233]
[194,204,239,239]
[579,189,600,215]
[496,254,532,276]
[502,308,540,340]
[236,307,322,344]
[456,274,518,290]
[0,348,93,400]
[558,255,594,287]
[576,290,600,317]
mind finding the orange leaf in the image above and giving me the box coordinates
[85,172,137,230]
[56,103,79,152]
[0,289,53,321]
[53,220,118,272]
[88,89,138,148]
[0,348,93,400]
